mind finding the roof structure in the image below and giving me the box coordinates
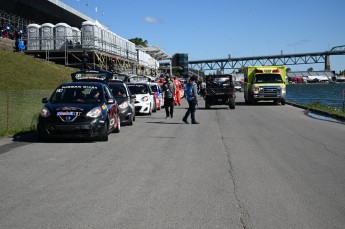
[136,45,171,61]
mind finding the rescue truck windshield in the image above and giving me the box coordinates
[254,74,283,83]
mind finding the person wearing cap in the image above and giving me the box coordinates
[162,75,176,119]
[182,76,199,124]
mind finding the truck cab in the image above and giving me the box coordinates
[244,66,286,105]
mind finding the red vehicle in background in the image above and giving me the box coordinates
[149,82,163,110]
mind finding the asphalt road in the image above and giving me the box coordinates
[1,93,345,229]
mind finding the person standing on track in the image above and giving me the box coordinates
[173,76,182,106]
[162,75,176,119]
[182,76,199,124]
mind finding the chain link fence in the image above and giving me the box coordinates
[0,90,52,133]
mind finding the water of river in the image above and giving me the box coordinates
[286,83,345,108]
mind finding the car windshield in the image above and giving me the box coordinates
[254,74,283,83]
[49,85,103,103]
[109,84,127,98]
[207,77,233,87]
[115,75,128,81]
[150,85,158,92]
[127,84,148,94]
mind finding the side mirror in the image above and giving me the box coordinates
[42,98,48,103]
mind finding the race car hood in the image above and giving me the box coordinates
[45,102,104,115]
[133,94,150,101]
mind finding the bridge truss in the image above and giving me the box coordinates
[188,46,345,71]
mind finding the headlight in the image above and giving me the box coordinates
[253,86,260,94]
[119,101,129,109]
[86,107,102,118]
[281,87,286,94]
[39,107,50,117]
[141,96,149,102]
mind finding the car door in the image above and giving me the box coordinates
[125,84,135,113]
[104,85,118,130]
[148,84,155,111]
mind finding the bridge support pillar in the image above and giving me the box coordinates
[325,55,331,71]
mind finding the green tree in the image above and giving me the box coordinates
[129,37,148,47]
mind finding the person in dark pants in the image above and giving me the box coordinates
[182,76,199,124]
[162,75,176,119]
[81,50,89,70]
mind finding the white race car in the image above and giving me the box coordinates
[127,82,154,115]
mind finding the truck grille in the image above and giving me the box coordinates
[262,87,279,95]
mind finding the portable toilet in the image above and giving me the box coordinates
[71,27,81,48]
[55,23,72,50]
[27,24,41,50]
[81,21,101,49]
[40,23,55,50]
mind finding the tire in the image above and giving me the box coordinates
[153,102,157,112]
[128,115,134,126]
[281,99,286,105]
[229,98,235,109]
[244,97,249,104]
[205,99,211,109]
[99,122,109,141]
[37,131,46,142]
[148,105,152,115]
[113,115,121,133]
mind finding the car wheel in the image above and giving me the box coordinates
[128,115,134,126]
[37,131,46,142]
[153,102,157,112]
[148,105,152,115]
[113,115,121,133]
[229,98,235,109]
[99,122,109,141]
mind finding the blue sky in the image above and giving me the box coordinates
[64,0,345,73]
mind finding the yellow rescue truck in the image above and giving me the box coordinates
[243,66,286,105]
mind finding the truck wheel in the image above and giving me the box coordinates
[205,101,211,109]
[244,97,249,104]
[274,100,279,105]
[229,98,235,109]
[281,99,286,105]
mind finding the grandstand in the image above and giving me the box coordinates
[0,0,170,76]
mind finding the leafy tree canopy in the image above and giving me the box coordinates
[129,37,148,47]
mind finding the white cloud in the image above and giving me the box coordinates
[144,16,160,23]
